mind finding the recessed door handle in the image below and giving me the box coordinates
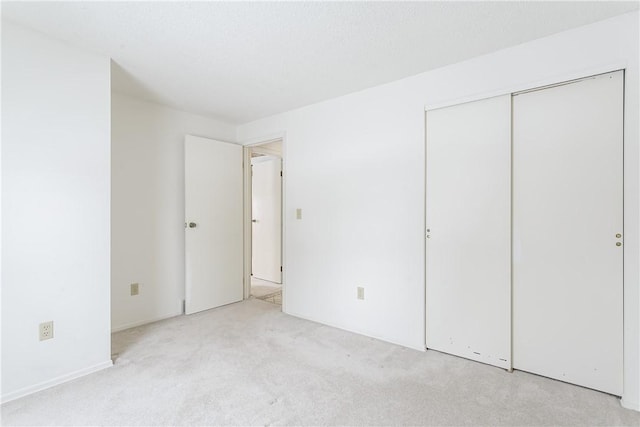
[189,222,197,228]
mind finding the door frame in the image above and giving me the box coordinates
[242,135,286,311]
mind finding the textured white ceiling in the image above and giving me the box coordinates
[3,1,638,124]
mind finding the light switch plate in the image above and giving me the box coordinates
[131,283,139,296]
[357,287,365,300]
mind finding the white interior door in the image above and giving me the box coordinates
[425,95,512,369]
[251,156,282,283]
[512,71,623,395]
[185,135,243,315]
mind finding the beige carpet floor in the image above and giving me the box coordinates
[251,277,282,305]
[2,299,639,426]
[254,289,282,305]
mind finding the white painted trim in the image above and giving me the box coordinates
[241,132,286,147]
[285,309,426,353]
[1,360,113,404]
[424,62,627,111]
[280,135,287,313]
[243,146,253,300]
[111,311,182,333]
[251,146,281,157]
[621,397,640,412]
[422,111,428,353]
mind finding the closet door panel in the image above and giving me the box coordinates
[425,95,511,369]
[512,71,623,395]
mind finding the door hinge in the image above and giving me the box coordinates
[280,171,283,177]
[280,266,283,272]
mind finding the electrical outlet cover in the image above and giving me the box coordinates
[39,321,54,341]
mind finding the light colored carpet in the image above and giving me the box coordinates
[251,277,282,305]
[2,299,639,426]
[255,290,282,305]
[251,285,281,298]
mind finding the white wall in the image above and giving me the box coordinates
[238,11,640,410]
[111,93,237,331]
[1,21,112,402]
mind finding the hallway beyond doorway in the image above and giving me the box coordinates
[251,277,281,306]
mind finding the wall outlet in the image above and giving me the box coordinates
[357,286,365,300]
[39,321,54,341]
[130,283,139,296]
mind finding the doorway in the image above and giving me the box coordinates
[243,139,284,307]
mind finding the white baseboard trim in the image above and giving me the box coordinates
[284,309,426,352]
[111,311,182,333]
[620,397,640,412]
[1,360,113,404]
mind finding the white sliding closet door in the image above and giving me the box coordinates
[512,71,623,395]
[425,95,511,369]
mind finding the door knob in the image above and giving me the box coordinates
[252,219,258,223]
[189,222,197,228]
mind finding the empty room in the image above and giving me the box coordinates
[2,1,640,425]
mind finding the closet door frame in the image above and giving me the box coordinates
[423,64,630,400]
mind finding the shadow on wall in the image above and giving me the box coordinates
[111,60,167,102]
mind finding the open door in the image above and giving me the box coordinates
[185,135,243,315]
[251,155,282,283]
